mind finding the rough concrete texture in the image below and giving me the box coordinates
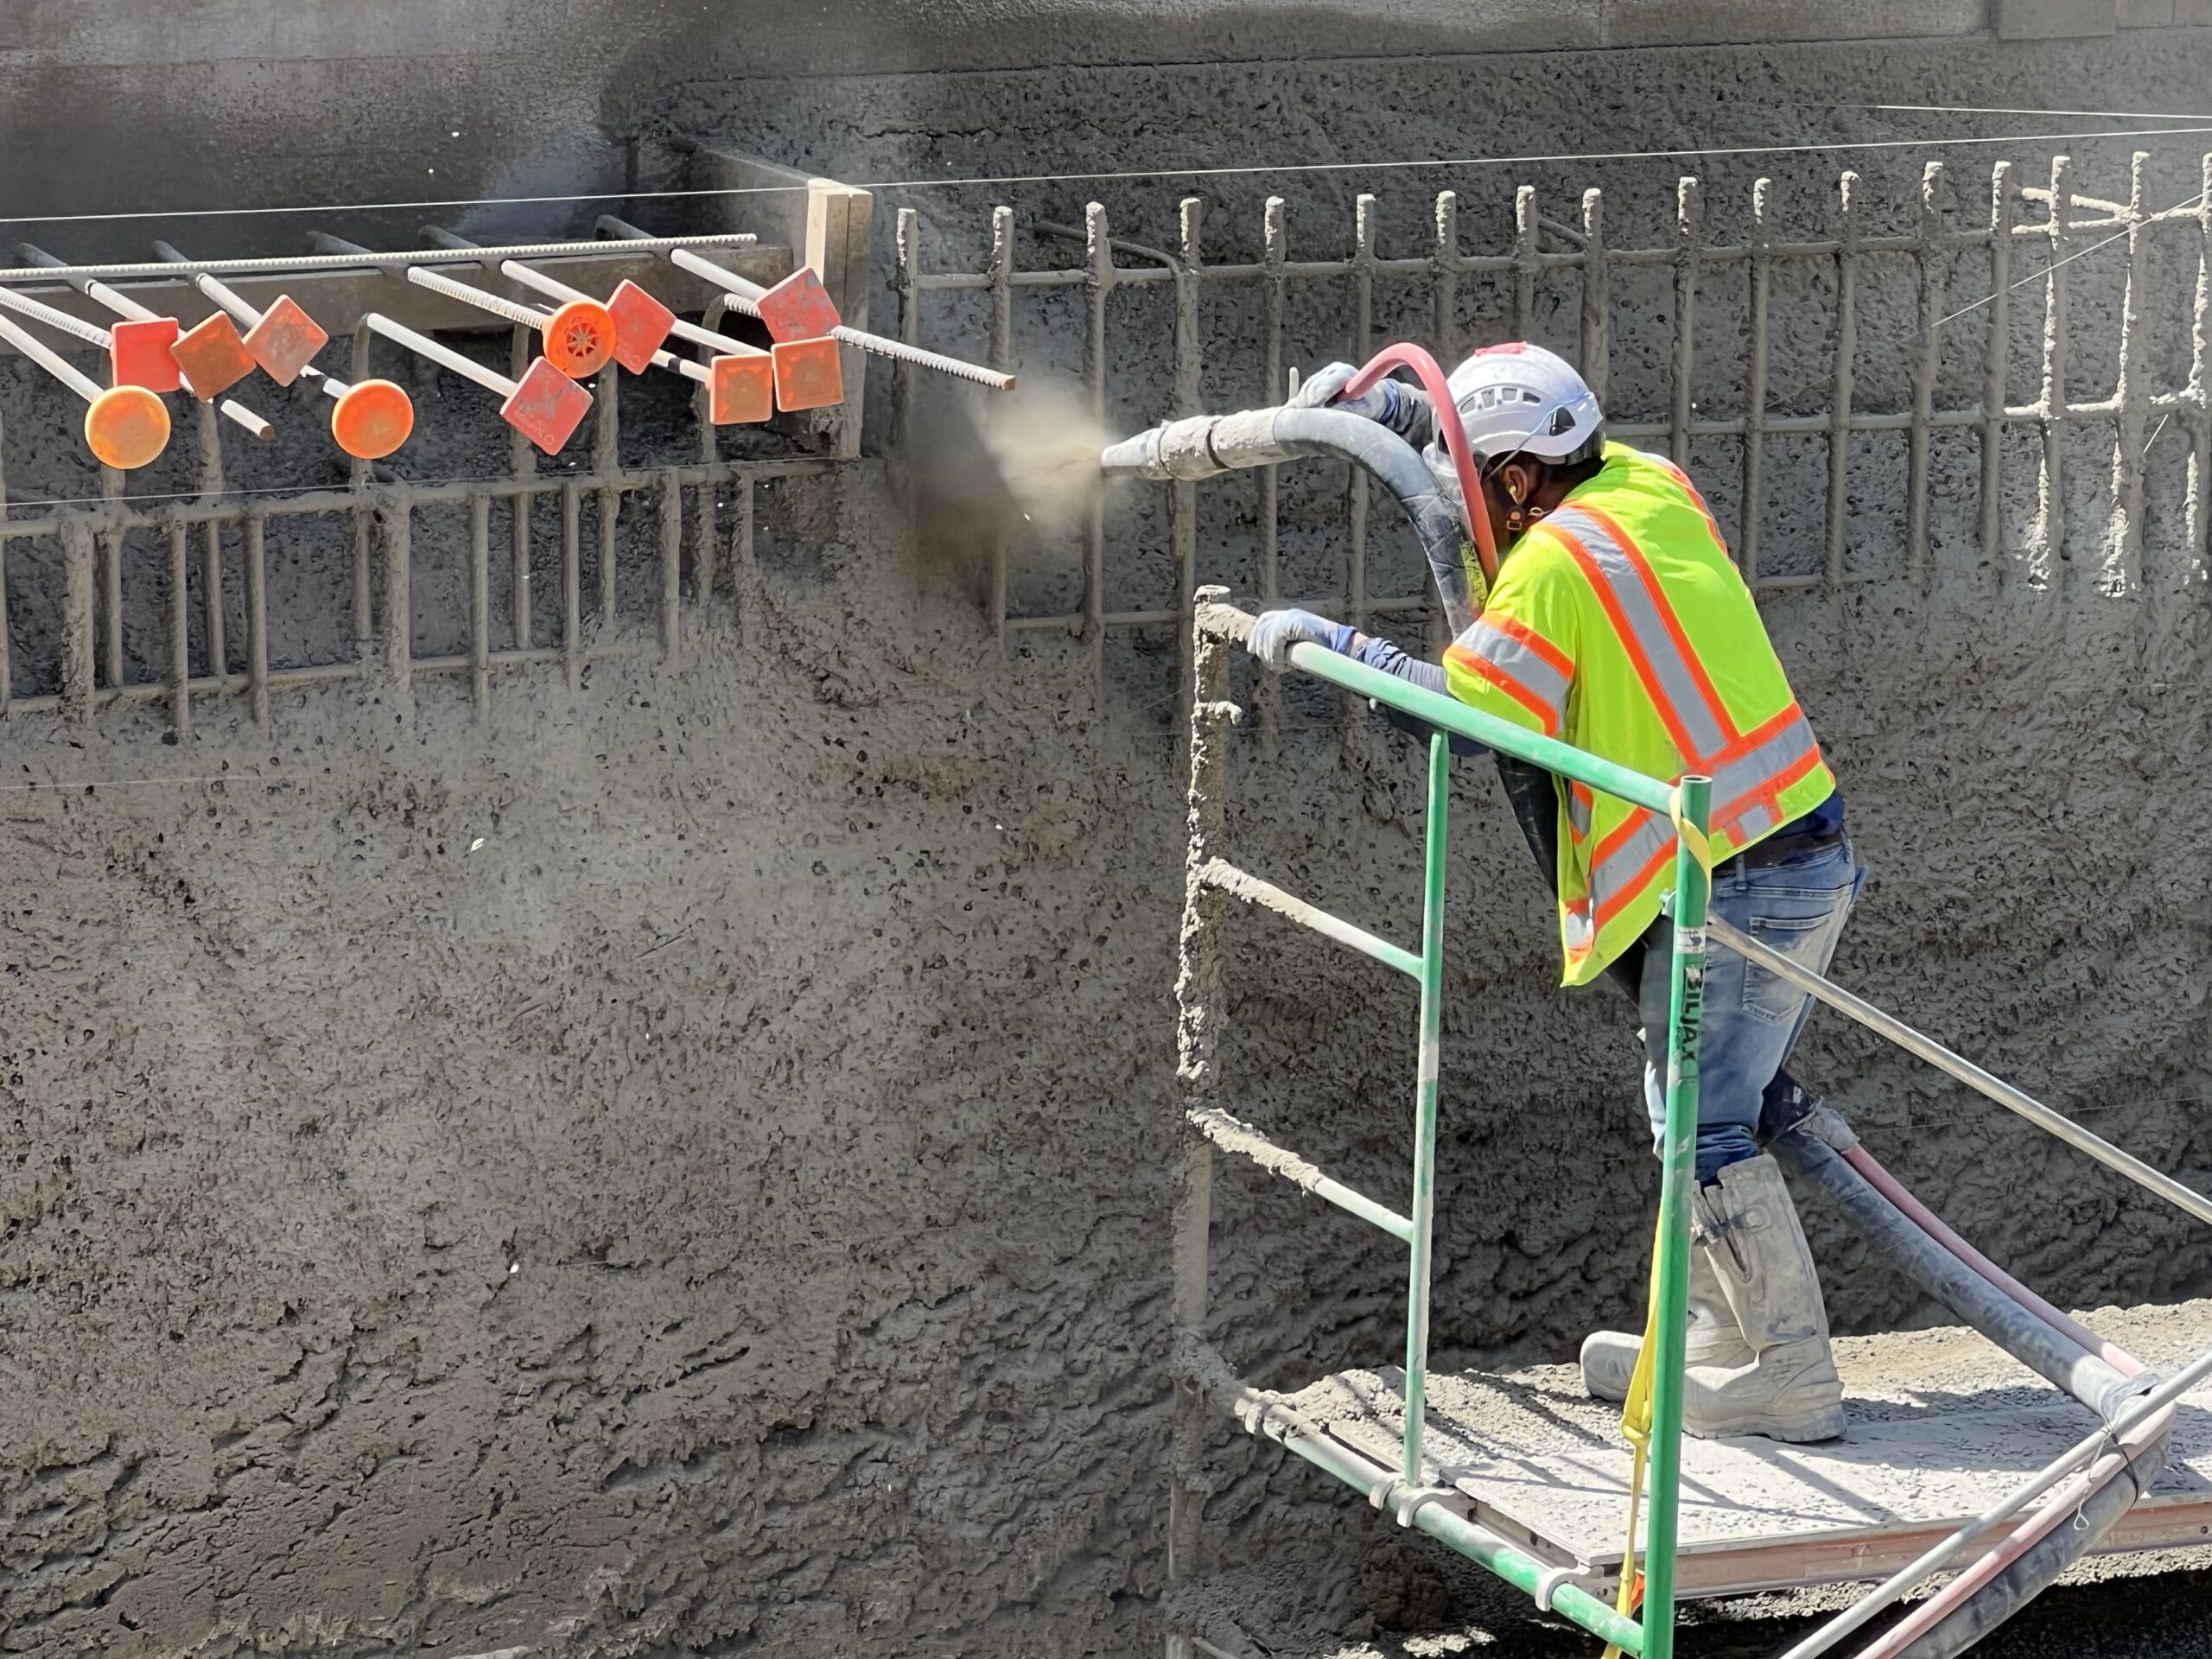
[4,15,2212,1659]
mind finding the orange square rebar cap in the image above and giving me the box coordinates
[243,295,330,385]
[606,279,677,374]
[500,357,593,455]
[169,313,257,401]
[754,268,841,344]
[110,316,182,394]
[771,337,842,411]
[708,352,774,425]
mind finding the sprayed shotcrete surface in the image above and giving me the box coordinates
[5,22,2212,1659]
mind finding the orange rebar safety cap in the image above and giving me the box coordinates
[243,295,330,385]
[330,378,414,461]
[169,313,257,400]
[605,279,677,374]
[109,316,182,394]
[708,352,775,424]
[84,385,171,470]
[500,357,592,455]
[771,337,842,411]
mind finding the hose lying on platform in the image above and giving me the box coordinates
[1769,1117,2147,1424]
[1101,406,1479,633]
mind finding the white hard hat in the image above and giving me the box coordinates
[1433,341,1605,473]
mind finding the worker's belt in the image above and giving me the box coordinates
[1719,826,1844,875]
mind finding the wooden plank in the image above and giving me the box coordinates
[1273,1300,2212,1600]
[0,246,793,356]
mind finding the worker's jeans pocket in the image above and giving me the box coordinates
[1726,845,1858,1027]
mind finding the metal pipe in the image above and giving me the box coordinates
[308,233,616,378]
[19,242,272,440]
[597,213,1015,391]
[1707,913,2212,1227]
[0,232,758,286]
[152,241,412,460]
[1401,731,1450,1484]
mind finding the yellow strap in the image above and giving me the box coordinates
[1666,783,1715,876]
[1604,1214,1668,1659]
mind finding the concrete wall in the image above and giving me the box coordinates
[8,9,2212,1659]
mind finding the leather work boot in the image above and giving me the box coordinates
[1580,1154,1844,1443]
[1579,1243,1751,1402]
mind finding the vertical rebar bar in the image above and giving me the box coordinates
[1740,180,1772,581]
[1826,172,1861,588]
[660,470,682,664]
[1349,195,1376,642]
[730,473,763,651]
[1908,162,1950,586]
[349,323,372,661]
[242,512,268,727]
[1580,188,1610,409]
[988,204,1016,651]
[2036,155,2073,588]
[2109,150,2152,594]
[2190,155,2212,583]
[60,519,93,723]
[1173,199,1205,726]
[99,467,123,689]
[0,411,9,718]
[1671,178,1702,468]
[563,480,582,693]
[1643,774,1713,1659]
[509,323,536,649]
[165,518,188,738]
[596,364,620,630]
[1082,202,1112,689]
[1169,587,1231,1609]
[1401,728,1449,1484]
[1512,185,1539,339]
[383,503,412,717]
[1257,197,1287,760]
[894,207,921,454]
[1432,192,1460,364]
[1982,162,2016,575]
[692,304,720,607]
[470,491,493,723]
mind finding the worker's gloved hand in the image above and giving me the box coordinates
[1249,608,1354,670]
[1288,361,1434,442]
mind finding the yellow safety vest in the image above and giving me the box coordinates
[1444,442,1835,988]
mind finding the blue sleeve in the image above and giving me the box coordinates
[1346,634,1488,757]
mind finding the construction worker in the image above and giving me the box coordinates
[1244,343,1862,1444]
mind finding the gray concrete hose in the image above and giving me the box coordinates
[1100,405,1479,632]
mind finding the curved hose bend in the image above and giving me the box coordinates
[1101,406,1479,634]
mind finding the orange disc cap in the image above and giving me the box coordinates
[540,298,617,378]
[330,378,414,460]
[85,385,171,470]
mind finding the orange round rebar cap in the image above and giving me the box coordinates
[331,378,415,461]
[84,385,170,470]
[541,298,617,378]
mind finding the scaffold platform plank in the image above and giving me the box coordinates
[1276,1300,2212,1599]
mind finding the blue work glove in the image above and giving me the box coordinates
[1288,360,1434,443]
[1249,608,1355,670]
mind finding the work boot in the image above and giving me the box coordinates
[1580,1154,1844,1443]
[1681,1154,1845,1442]
[1579,1244,1751,1402]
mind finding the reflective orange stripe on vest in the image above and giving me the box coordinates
[1444,614,1572,736]
[1540,501,1827,957]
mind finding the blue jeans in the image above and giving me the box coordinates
[1637,839,1866,1183]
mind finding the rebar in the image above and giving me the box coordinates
[596,214,1014,391]
[0,233,757,286]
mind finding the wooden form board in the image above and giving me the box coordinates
[1279,1309,2212,1599]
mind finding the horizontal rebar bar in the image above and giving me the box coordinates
[1707,915,2212,1226]
[0,233,759,287]
[1201,856,1422,979]
[1187,1104,1414,1240]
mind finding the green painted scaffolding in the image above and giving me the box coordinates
[1167,588,1712,1659]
